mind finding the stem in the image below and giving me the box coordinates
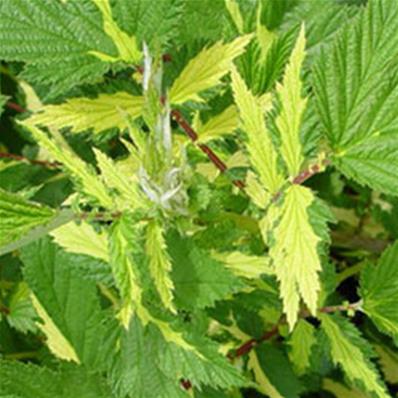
[232,300,362,359]
[6,101,27,114]
[0,152,61,169]
[171,109,245,190]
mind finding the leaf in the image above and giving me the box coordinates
[168,232,246,310]
[211,251,273,279]
[109,214,143,328]
[251,344,303,398]
[248,351,284,398]
[0,94,9,117]
[112,0,183,50]
[169,35,252,104]
[288,319,316,374]
[27,93,144,135]
[90,0,141,63]
[111,316,247,397]
[196,105,239,143]
[320,314,389,398]
[6,283,38,334]
[22,124,113,208]
[146,220,176,313]
[50,221,109,262]
[94,148,145,210]
[0,361,113,398]
[360,241,398,342]
[270,185,321,329]
[0,188,55,247]
[0,209,75,257]
[276,25,307,176]
[313,0,398,194]
[0,0,121,97]
[231,66,284,194]
[21,238,109,368]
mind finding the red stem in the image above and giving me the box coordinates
[6,101,27,113]
[171,109,245,190]
[0,152,61,169]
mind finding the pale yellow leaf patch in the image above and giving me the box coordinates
[21,123,114,209]
[212,251,273,278]
[170,35,253,104]
[245,171,271,209]
[276,25,307,176]
[225,0,244,33]
[31,294,80,363]
[51,221,109,262]
[197,105,239,143]
[27,93,144,135]
[90,0,141,63]
[145,221,176,313]
[270,185,321,329]
[231,66,284,194]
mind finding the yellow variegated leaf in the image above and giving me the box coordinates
[110,217,143,329]
[288,320,316,374]
[145,221,176,313]
[51,221,109,262]
[248,351,283,398]
[256,21,275,61]
[259,203,282,247]
[170,35,252,104]
[257,92,273,113]
[27,93,144,135]
[321,314,389,398]
[276,25,307,176]
[22,124,113,208]
[197,105,239,143]
[323,379,369,398]
[212,251,273,278]
[231,66,284,194]
[245,171,271,209]
[31,294,80,363]
[90,0,141,63]
[94,148,145,210]
[270,185,321,329]
[225,0,244,33]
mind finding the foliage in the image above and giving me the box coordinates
[1,0,398,397]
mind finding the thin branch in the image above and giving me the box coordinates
[232,300,362,359]
[6,101,27,114]
[0,152,61,169]
[171,109,245,190]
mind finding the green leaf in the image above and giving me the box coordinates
[313,0,398,194]
[360,241,398,343]
[270,185,322,329]
[0,361,113,398]
[27,93,144,135]
[231,66,284,194]
[146,220,176,313]
[288,319,316,374]
[250,344,303,398]
[111,316,247,397]
[112,0,183,50]
[109,214,143,328]
[320,314,388,398]
[170,35,252,104]
[21,238,109,368]
[168,232,246,310]
[6,283,38,334]
[22,124,113,208]
[0,0,121,97]
[276,25,307,176]
[0,188,55,248]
